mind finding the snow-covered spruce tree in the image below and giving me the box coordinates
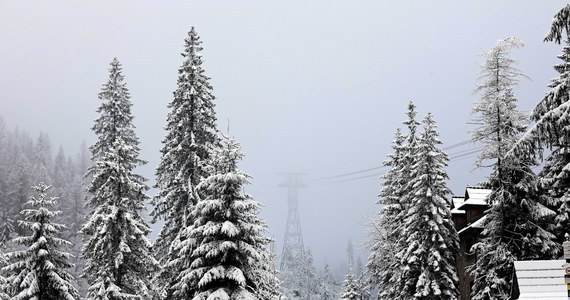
[70,142,91,295]
[468,177,558,300]
[365,128,404,300]
[252,246,282,300]
[31,132,52,185]
[544,4,570,44]
[367,102,419,300]
[0,213,14,249]
[304,249,320,298]
[469,145,559,300]
[81,58,157,300]
[469,112,558,299]
[150,27,219,298]
[319,264,339,300]
[510,36,570,245]
[396,113,459,299]
[12,153,33,236]
[340,267,362,300]
[356,272,370,300]
[280,248,321,300]
[169,137,274,300]
[2,183,80,300]
[279,250,307,300]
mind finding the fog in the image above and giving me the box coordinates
[0,0,565,273]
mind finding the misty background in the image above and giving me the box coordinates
[0,1,566,276]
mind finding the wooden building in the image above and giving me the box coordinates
[450,186,491,300]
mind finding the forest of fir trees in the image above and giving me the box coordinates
[4,3,570,300]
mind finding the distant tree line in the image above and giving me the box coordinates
[0,120,90,294]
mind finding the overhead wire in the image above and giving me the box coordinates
[310,140,481,185]
[308,166,386,182]
[308,139,473,183]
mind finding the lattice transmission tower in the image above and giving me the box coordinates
[278,173,306,270]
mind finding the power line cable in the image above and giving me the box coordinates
[313,146,482,185]
[443,140,471,150]
[449,149,482,160]
[309,139,473,182]
[308,166,386,182]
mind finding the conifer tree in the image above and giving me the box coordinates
[52,146,68,189]
[304,249,320,298]
[2,183,80,300]
[151,27,219,297]
[65,160,90,292]
[470,141,558,299]
[81,58,157,300]
[367,102,419,300]
[514,38,570,245]
[12,154,32,236]
[168,137,272,300]
[340,267,362,300]
[508,5,570,247]
[469,37,558,299]
[395,113,459,299]
[347,240,354,267]
[469,178,557,300]
[252,247,282,300]
[470,37,528,170]
[0,213,14,249]
[319,264,339,300]
[0,117,7,206]
[356,272,370,300]
[366,128,404,300]
[544,4,570,44]
[32,132,52,185]
[280,250,307,299]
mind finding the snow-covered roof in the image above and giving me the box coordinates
[450,196,466,215]
[470,215,486,229]
[456,186,491,210]
[514,259,567,299]
[457,215,487,235]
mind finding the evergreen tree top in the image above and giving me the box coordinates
[91,58,142,164]
[471,37,529,173]
[3,183,80,300]
[151,28,220,297]
[210,135,243,174]
[545,4,570,43]
[182,27,204,58]
[19,183,64,231]
[340,266,361,300]
[414,113,451,197]
[532,39,570,121]
[474,37,527,96]
[403,101,419,140]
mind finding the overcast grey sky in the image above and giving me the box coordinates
[0,0,566,270]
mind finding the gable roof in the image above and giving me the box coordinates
[456,186,491,210]
[450,196,466,215]
[514,260,567,299]
[457,215,487,236]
